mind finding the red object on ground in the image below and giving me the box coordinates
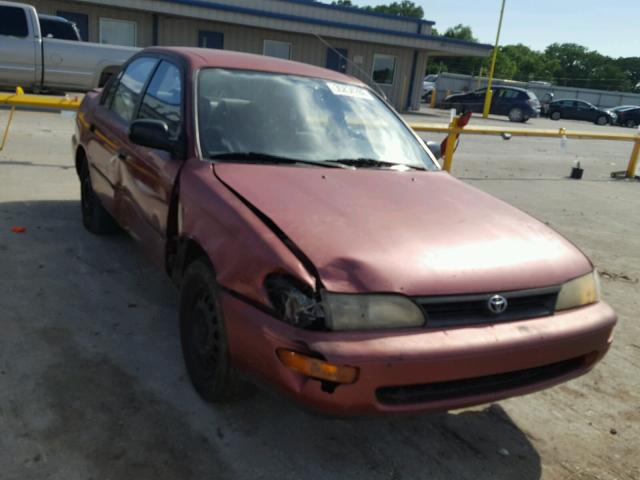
[11,227,26,233]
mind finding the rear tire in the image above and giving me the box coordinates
[180,258,236,403]
[625,119,637,128]
[595,115,608,126]
[79,159,119,234]
[508,107,524,122]
[550,111,561,120]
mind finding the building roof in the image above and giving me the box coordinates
[77,0,492,56]
[276,0,436,25]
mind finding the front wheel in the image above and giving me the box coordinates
[550,111,561,120]
[180,258,235,402]
[595,115,608,126]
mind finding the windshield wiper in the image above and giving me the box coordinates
[207,152,352,169]
[331,158,424,170]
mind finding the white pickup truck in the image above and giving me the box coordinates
[0,1,138,92]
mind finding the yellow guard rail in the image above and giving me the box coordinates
[410,117,640,180]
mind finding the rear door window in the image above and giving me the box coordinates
[0,6,29,37]
[110,57,158,123]
[39,17,80,40]
[137,61,183,138]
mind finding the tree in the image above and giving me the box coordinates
[331,0,424,19]
[444,24,477,42]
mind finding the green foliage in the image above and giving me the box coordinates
[330,0,424,18]
[427,24,637,92]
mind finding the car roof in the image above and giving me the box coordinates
[141,47,365,86]
[495,86,529,92]
[38,14,73,23]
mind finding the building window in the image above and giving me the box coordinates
[372,54,396,85]
[198,31,224,49]
[57,11,89,41]
[263,40,291,60]
[99,18,136,47]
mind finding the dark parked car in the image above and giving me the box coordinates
[72,47,615,416]
[548,100,615,125]
[38,14,81,41]
[441,86,540,122]
[614,107,640,128]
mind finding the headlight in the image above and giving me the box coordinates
[322,292,425,331]
[555,271,600,311]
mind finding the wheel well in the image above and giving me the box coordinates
[170,237,211,287]
[75,146,86,177]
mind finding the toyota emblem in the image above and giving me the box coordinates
[487,295,508,314]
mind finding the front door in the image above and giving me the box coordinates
[118,60,185,266]
[326,48,348,73]
[0,5,38,88]
[198,31,224,49]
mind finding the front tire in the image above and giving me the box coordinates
[79,159,119,234]
[180,258,235,402]
[595,115,608,126]
[550,111,561,120]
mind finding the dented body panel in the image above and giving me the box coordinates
[73,47,617,416]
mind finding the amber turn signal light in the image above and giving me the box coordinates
[276,349,359,384]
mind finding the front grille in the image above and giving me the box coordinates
[376,355,586,406]
[415,286,560,328]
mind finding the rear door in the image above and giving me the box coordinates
[0,5,38,88]
[575,101,593,121]
[117,59,185,266]
[493,88,518,115]
[86,56,158,216]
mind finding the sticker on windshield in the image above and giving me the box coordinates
[326,82,374,100]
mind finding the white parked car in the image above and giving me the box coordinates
[0,1,138,92]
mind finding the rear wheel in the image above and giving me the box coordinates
[508,107,524,122]
[625,119,638,128]
[79,159,119,234]
[550,111,561,120]
[180,258,236,402]
[595,115,608,126]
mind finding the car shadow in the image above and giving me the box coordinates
[0,199,542,480]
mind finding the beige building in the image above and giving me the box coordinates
[27,0,491,110]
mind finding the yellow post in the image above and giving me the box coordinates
[626,139,640,178]
[442,120,457,172]
[430,89,437,107]
[483,0,507,119]
[0,106,16,152]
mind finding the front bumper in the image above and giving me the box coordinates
[223,292,615,416]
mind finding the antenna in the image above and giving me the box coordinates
[313,33,387,99]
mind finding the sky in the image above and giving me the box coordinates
[351,0,639,58]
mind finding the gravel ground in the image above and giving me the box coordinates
[0,108,638,480]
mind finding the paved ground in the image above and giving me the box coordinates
[0,108,638,480]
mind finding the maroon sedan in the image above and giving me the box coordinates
[72,47,615,416]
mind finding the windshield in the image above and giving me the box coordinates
[197,69,437,170]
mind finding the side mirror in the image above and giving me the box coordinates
[129,119,175,152]
[426,141,442,159]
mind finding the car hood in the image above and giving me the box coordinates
[214,164,592,296]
